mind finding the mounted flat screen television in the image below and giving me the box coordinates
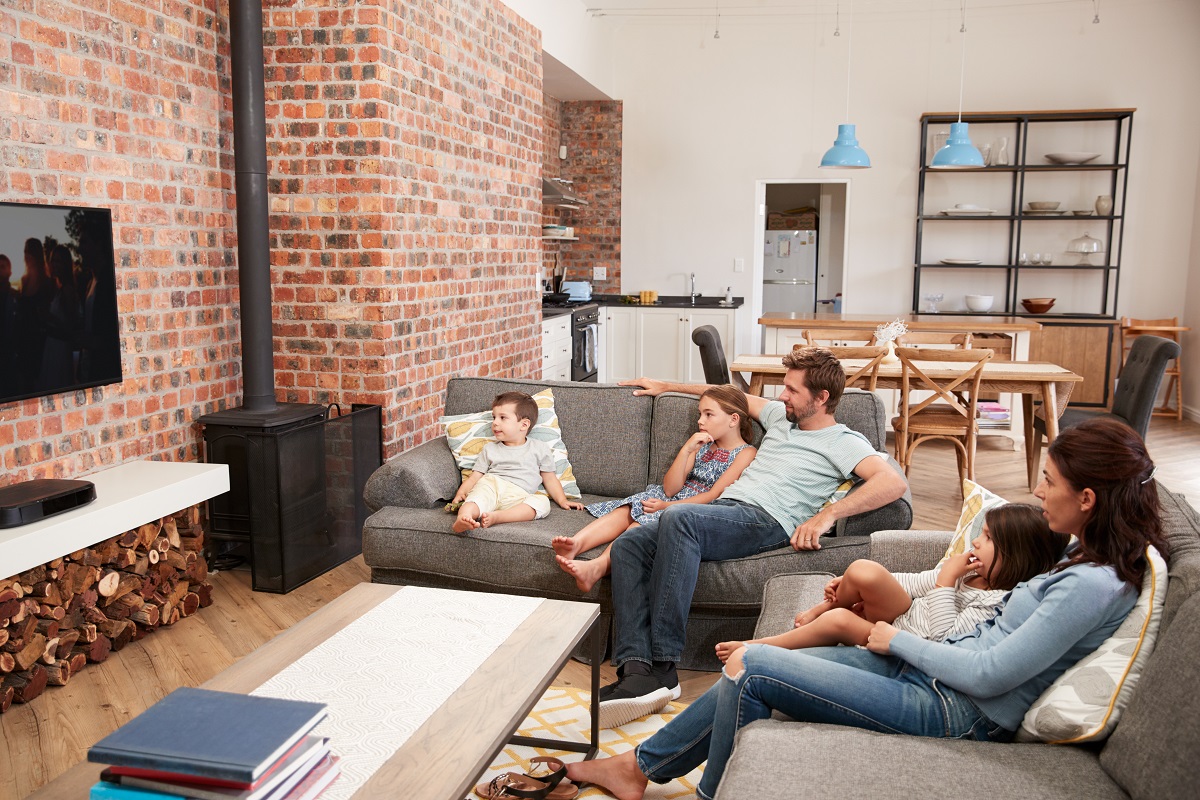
[0,201,122,405]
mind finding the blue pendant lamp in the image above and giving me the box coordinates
[931,0,984,169]
[820,0,870,169]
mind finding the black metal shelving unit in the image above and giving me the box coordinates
[914,109,1134,320]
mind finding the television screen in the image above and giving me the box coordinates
[0,201,123,405]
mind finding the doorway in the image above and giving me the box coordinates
[752,179,850,335]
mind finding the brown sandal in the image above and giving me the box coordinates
[524,757,579,800]
[474,773,551,800]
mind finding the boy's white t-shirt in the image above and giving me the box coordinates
[473,438,556,494]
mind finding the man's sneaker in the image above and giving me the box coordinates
[652,661,681,701]
[597,661,673,728]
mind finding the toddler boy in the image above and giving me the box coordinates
[452,391,583,533]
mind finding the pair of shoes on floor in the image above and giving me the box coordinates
[475,757,579,800]
[597,660,679,729]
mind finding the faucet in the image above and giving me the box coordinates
[689,272,698,304]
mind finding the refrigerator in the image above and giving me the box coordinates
[762,229,817,314]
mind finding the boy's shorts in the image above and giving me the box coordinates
[465,474,551,519]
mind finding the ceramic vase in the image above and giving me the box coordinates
[1095,195,1114,216]
[881,340,900,365]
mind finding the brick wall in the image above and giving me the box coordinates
[262,0,546,455]
[0,0,550,479]
[541,98,622,295]
[0,0,240,481]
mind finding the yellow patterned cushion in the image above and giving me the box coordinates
[941,479,1008,563]
[1017,545,1168,743]
[441,388,581,500]
[820,479,856,510]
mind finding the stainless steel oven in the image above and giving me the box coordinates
[571,305,600,383]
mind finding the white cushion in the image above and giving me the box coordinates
[440,387,581,499]
[1017,545,1168,743]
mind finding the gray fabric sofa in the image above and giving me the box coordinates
[715,482,1200,799]
[362,377,913,671]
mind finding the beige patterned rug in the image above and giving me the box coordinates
[475,685,703,799]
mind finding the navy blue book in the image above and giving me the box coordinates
[87,687,327,784]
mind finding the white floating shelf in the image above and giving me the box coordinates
[1,460,229,579]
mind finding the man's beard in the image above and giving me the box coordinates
[786,398,818,425]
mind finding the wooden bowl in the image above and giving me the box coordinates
[1021,298,1056,314]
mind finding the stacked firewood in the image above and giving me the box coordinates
[0,506,213,712]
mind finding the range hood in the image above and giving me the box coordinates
[542,177,588,208]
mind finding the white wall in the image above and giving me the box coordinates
[605,1,1200,356]
[499,0,617,98]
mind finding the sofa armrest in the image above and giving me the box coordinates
[364,436,461,512]
[834,455,913,537]
[868,529,955,573]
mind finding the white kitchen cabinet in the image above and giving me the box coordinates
[541,314,572,381]
[604,306,638,382]
[602,306,736,383]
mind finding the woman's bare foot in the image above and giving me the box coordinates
[566,751,647,800]
[452,514,480,533]
[794,600,833,628]
[551,535,581,559]
[555,555,606,592]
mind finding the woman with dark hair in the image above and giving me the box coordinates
[39,243,83,387]
[15,237,52,393]
[569,416,1166,800]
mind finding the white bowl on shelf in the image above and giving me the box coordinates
[965,294,994,312]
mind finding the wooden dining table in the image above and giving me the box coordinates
[731,353,1085,482]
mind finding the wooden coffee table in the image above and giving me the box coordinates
[29,583,601,800]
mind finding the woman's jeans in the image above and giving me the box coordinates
[609,500,789,666]
[635,644,1011,800]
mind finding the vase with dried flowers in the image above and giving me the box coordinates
[874,319,909,364]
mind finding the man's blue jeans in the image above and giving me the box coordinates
[608,499,789,668]
[634,644,1011,799]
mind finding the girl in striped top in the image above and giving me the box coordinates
[717,504,1069,661]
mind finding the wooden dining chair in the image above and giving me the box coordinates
[825,345,888,391]
[1120,316,1188,420]
[801,328,878,346]
[896,331,973,349]
[891,347,993,495]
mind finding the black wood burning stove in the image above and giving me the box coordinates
[199,0,382,592]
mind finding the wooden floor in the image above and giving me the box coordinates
[4,416,1198,799]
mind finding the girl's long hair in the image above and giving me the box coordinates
[701,384,753,443]
[1047,417,1167,586]
[982,504,1070,590]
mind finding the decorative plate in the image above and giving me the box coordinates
[1024,210,1069,216]
[940,258,984,265]
[938,209,996,216]
[1044,152,1101,165]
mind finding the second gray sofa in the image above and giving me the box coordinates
[362,377,913,670]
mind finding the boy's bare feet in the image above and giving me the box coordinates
[715,640,746,663]
[452,514,480,534]
[794,600,834,628]
[555,555,605,592]
[565,751,648,800]
[551,535,581,559]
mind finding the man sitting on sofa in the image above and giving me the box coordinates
[599,347,909,727]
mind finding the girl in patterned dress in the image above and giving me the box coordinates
[552,384,757,592]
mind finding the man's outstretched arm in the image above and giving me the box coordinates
[620,376,770,420]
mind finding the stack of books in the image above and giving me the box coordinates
[87,687,340,800]
[976,401,1011,429]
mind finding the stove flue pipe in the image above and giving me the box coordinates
[228,0,277,412]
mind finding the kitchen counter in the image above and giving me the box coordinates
[543,294,743,310]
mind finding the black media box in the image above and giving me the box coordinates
[0,479,97,529]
